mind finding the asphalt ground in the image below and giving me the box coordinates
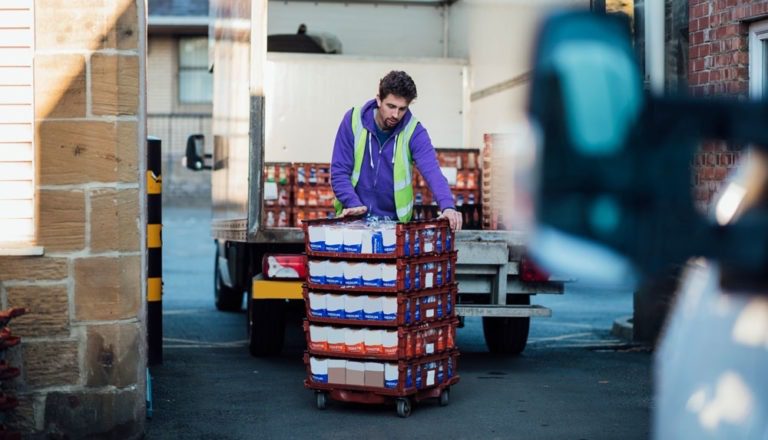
[145,205,651,440]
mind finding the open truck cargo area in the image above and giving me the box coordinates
[187,0,567,357]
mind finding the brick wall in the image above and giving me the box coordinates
[0,0,146,437]
[689,0,768,211]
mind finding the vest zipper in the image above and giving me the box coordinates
[373,131,396,190]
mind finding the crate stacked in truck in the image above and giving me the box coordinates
[293,163,336,225]
[301,217,459,417]
[412,148,483,229]
[262,162,293,228]
[265,152,482,229]
[262,162,335,228]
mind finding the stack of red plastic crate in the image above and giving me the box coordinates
[292,163,335,225]
[264,153,482,229]
[262,163,293,228]
[262,162,336,228]
[412,148,483,229]
[301,217,459,417]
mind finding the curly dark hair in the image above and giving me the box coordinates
[379,71,418,102]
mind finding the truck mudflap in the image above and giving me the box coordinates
[251,277,303,300]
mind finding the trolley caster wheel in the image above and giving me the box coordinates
[316,392,328,410]
[396,398,412,418]
[439,388,450,407]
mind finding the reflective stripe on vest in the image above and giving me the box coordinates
[393,116,419,222]
[333,107,368,215]
[333,106,419,222]
[350,106,367,184]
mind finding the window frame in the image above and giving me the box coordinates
[177,36,212,105]
[749,20,768,98]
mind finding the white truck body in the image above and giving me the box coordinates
[199,0,583,355]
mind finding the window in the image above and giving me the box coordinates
[749,20,768,98]
[0,1,35,245]
[179,37,212,104]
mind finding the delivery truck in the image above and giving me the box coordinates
[185,0,577,356]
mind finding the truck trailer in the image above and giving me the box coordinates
[185,0,579,356]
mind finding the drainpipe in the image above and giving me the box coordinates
[442,4,449,58]
[645,0,665,95]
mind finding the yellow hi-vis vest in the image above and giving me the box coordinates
[333,106,419,222]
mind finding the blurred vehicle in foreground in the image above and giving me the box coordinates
[526,10,768,440]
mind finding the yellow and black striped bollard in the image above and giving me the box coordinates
[147,137,163,365]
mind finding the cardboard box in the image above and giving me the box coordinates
[385,363,399,389]
[326,294,345,318]
[346,361,365,386]
[363,295,383,320]
[364,362,384,388]
[345,328,364,353]
[363,329,383,354]
[308,325,328,352]
[344,294,364,319]
[328,359,346,384]
[308,292,327,318]
[382,330,398,356]
[327,327,346,353]
[310,357,328,383]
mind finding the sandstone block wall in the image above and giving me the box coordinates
[0,0,147,437]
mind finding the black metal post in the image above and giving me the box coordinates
[147,137,163,365]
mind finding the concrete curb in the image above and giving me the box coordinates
[611,315,633,341]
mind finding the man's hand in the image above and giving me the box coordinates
[340,206,368,217]
[438,208,462,232]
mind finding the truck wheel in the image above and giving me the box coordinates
[248,298,285,356]
[482,295,530,355]
[214,247,243,312]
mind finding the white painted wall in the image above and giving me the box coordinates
[268,1,446,57]
[268,0,590,149]
[448,0,590,148]
[264,53,467,163]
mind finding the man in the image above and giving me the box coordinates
[331,70,462,231]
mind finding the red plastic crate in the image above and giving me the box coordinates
[435,148,480,170]
[413,187,432,205]
[263,162,292,185]
[303,286,456,327]
[294,163,331,186]
[304,318,457,361]
[412,203,482,229]
[302,216,454,259]
[304,350,459,397]
[453,189,481,207]
[264,184,292,207]
[293,208,336,227]
[263,162,293,207]
[306,253,456,293]
[262,207,292,228]
[455,169,480,190]
[293,185,335,208]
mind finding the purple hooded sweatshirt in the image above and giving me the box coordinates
[331,99,455,219]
